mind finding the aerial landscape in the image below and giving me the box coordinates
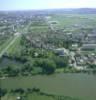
[0,0,96,100]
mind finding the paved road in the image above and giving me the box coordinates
[45,17,55,31]
[70,51,77,68]
[0,33,20,58]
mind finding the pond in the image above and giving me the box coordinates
[1,73,96,100]
[0,57,23,68]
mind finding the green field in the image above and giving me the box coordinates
[50,14,96,30]
[6,35,21,55]
[0,37,13,53]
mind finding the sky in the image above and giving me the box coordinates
[0,0,96,11]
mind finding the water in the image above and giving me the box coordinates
[0,57,23,68]
[1,73,96,100]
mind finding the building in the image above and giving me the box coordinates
[54,48,69,56]
[81,44,96,51]
[71,44,78,50]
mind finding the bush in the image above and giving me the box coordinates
[13,88,25,94]
[34,59,56,74]
[0,88,7,97]
[53,57,68,68]
[32,87,40,92]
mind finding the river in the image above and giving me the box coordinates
[0,73,96,100]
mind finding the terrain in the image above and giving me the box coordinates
[0,9,96,100]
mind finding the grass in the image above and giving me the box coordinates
[1,93,54,100]
[55,68,64,73]
[0,36,13,53]
[1,93,80,100]
[1,90,81,100]
[0,34,21,58]
[6,35,21,55]
[27,93,54,100]
[50,14,96,29]
[28,25,49,35]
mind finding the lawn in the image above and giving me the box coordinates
[0,36,13,53]
[6,35,22,55]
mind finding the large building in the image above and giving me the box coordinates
[81,44,96,51]
[54,48,69,56]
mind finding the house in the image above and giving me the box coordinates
[81,44,96,51]
[71,44,78,50]
[54,48,69,56]
[72,33,84,41]
[83,33,96,44]
[87,34,96,41]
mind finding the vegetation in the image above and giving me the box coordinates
[0,88,80,100]
[0,11,96,100]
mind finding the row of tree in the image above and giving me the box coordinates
[0,56,69,77]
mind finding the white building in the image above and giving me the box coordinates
[81,44,96,51]
[54,48,69,56]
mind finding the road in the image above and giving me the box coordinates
[0,33,20,58]
[70,51,77,68]
[45,17,56,31]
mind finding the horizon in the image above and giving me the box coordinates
[0,8,96,12]
[0,0,96,11]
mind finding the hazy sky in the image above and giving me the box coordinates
[0,0,96,11]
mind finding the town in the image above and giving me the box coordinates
[0,9,96,100]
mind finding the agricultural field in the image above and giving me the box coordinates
[50,14,96,29]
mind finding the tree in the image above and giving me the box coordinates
[0,88,7,97]
[3,66,19,77]
[34,59,56,74]
[53,56,68,68]
[23,61,33,72]
[88,64,96,69]
[42,60,56,74]
[13,88,24,94]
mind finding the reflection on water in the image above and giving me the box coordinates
[0,57,23,68]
